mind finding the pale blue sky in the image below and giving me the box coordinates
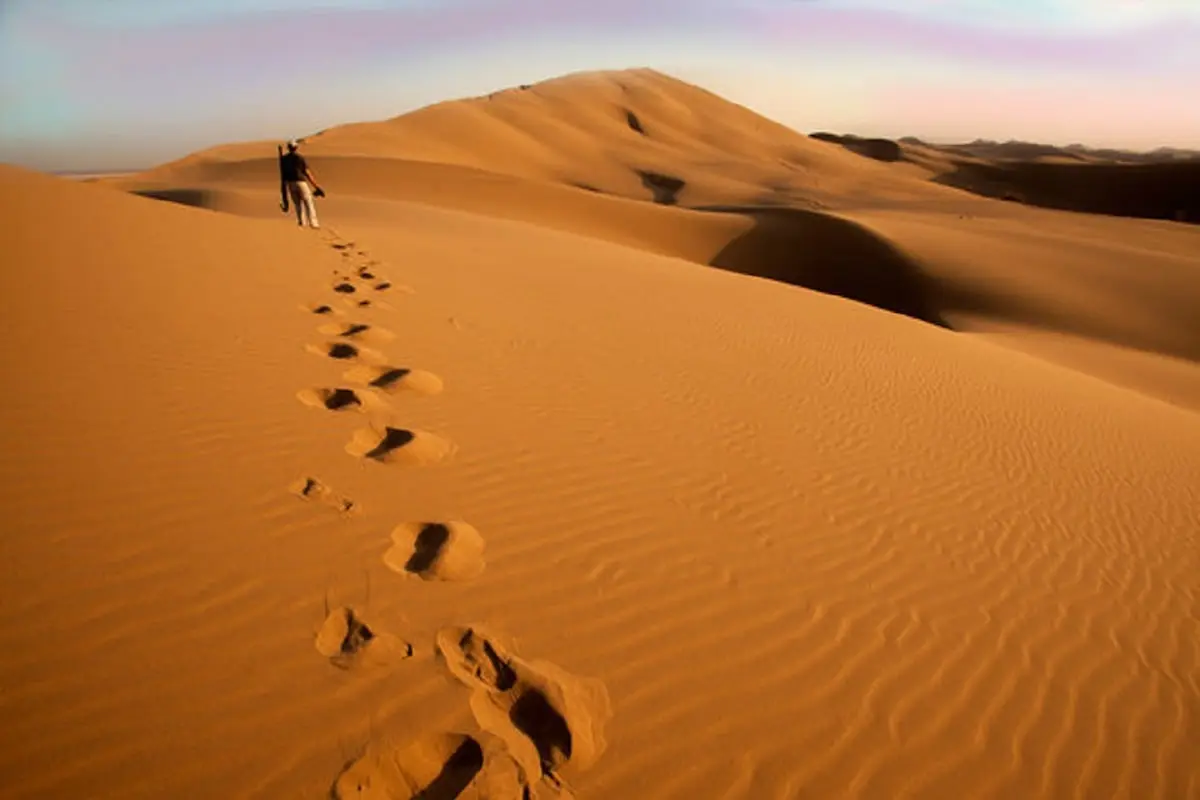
[2,0,1197,172]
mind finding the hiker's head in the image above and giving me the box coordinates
[286,139,299,152]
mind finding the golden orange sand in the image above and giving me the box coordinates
[2,69,1199,799]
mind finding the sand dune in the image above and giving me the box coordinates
[108,69,1200,408]
[818,133,1200,223]
[120,69,958,211]
[114,165,1200,408]
[923,138,1200,165]
[3,68,1200,799]
[929,158,1200,222]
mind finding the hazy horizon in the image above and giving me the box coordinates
[3,0,1199,173]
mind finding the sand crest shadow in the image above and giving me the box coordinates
[705,206,951,327]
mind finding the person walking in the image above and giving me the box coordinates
[278,139,324,229]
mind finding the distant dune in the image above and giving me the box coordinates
[815,134,1200,223]
[931,158,1200,222]
[933,138,1200,164]
[4,68,1200,800]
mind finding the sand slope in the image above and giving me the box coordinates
[111,69,1200,410]
[4,68,1200,799]
[124,68,959,210]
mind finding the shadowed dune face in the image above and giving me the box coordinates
[134,157,281,187]
[131,187,219,210]
[707,207,950,327]
[933,160,1200,223]
[810,133,905,164]
[127,182,279,218]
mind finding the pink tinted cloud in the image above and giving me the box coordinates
[25,0,710,79]
[753,5,1200,71]
[21,0,1199,106]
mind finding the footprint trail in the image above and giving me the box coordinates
[294,230,612,796]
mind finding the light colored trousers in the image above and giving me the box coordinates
[286,180,320,228]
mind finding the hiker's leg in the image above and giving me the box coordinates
[287,183,305,226]
[299,182,320,229]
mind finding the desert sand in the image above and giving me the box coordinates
[1,68,1198,799]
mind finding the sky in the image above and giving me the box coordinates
[2,0,1198,172]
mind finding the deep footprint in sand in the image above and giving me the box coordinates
[331,733,483,799]
[333,282,358,294]
[385,522,486,582]
[315,606,413,670]
[344,365,444,396]
[305,302,340,316]
[345,426,455,465]
[361,282,413,299]
[317,321,396,346]
[331,732,537,800]
[296,387,387,413]
[436,627,518,694]
[290,476,357,514]
[306,341,385,364]
[435,626,611,786]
